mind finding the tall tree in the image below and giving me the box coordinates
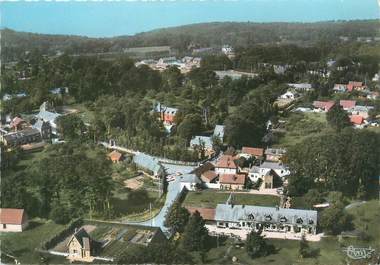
[245,230,273,258]
[320,202,353,235]
[326,103,350,131]
[164,201,190,234]
[56,114,85,140]
[181,211,209,251]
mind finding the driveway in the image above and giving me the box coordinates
[125,163,195,235]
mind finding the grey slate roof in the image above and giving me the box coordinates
[3,128,40,142]
[133,152,163,175]
[36,110,61,124]
[260,161,287,170]
[32,120,44,131]
[190,136,213,149]
[215,204,317,226]
[213,125,225,140]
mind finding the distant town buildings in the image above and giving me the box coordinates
[214,70,258,80]
[135,56,201,73]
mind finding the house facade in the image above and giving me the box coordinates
[215,155,238,175]
[219,173,246,190]
[214,202,317,235]
[0,208,28,232]
[240,147,264,159]
[67,228,95,263]
[154,103,178,124]
[1,128,42,148]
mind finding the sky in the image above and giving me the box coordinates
[1,0,379,38]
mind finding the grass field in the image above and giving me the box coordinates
[275,112,330,147]
[183,191,280,208]
[0,219,67,264]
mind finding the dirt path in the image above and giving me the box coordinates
[124,176,144,190]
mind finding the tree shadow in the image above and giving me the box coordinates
[26,220,43,230]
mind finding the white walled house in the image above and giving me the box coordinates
[249,161,290,182]
[279,91,299,100]
[214,202,317,235]
[0,208,28,232]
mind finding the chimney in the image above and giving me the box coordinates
[276,205,279,211]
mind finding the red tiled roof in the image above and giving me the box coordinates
[313,101,335,111]
[339,100,356,109]
[201,170,218,182]
[347,81,365,92]
[241,147,264,157]
[350,115,364,125]
[108,150,123,161]
[215,155,237,169]
[0,208,26,225]
[186,207,216,220]
[10,117,24,128]
[219,173,246,185]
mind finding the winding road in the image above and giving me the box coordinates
[123,162,196,235]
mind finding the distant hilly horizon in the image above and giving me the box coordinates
[2,19,380,61]
[2,19,380,39]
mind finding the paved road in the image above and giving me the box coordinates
[345,201,366,210]
[125,163,196,235]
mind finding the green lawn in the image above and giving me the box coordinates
[275,112,330,147]
[64,103,95,124]
[345,200,380,251]
[183,191,280,208]
[0,219,67,264]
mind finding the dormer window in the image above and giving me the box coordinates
[296,218,303,224]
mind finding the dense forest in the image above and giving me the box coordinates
[2,19,380,61]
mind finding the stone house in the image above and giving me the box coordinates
[67,228,95,263]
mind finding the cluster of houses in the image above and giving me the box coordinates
[135,56,201,73]
[190,147,289,191]
[214,70,258,80]
[333,81,379,100]
[0,102,62,150]
[312,99,375,127]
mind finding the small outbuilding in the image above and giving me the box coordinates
[108,150,123,163]
[0,208,28,232]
